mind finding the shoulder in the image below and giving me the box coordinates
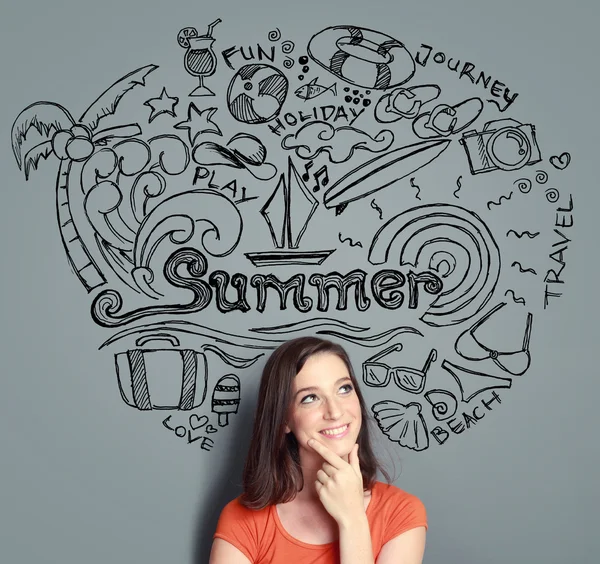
[214,497,272,563]
[373,480,424,502]
[371,481,427,521]
[369,482,428,548]
[218,496,270,525]
[219,496,269,527]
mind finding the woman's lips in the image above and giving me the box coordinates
[319,423,350,439]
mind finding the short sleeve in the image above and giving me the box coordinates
[382,490,428,544]
[213,498,260,562]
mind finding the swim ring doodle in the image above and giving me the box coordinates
[307,25,416,90]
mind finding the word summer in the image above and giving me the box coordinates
[171,249,443,314]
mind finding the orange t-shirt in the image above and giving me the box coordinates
[213,481,427,563]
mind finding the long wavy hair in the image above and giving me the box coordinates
[240,336,391,510]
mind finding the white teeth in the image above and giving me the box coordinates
[321,424,348,436]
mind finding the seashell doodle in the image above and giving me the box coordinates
[424,389,458,421]
[371,400,429,451]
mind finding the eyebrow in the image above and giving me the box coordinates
[294,377,352,398]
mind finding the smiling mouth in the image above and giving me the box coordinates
[319,424,349,437]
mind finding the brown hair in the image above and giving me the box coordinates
[240,336,391,510]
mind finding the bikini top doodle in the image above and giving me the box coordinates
[362,343,438,394]
[454,302,533,376]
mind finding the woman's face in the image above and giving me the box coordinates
[284,352,362,464]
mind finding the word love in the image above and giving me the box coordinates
[162,415,215,451]
[415,43,519,112]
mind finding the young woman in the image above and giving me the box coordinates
[209,336,427,563]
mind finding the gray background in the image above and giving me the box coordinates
[1,0,598,563]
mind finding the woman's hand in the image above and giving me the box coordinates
[308,439,365,526]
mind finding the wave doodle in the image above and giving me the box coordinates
[100,320,287,350]
[506,230,540,239]
[316,326,422,347]
[368,204,501,327]
[511,261,537,275]
[370,199,383,219]
[250,318,368,335]
[410,177,421,200]
[339,232,363,247]
[453,175,462,198]
[504,289,526,305]
[487,191,513,210]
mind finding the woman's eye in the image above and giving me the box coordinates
[300,394,317,404]
[340,384,354,394]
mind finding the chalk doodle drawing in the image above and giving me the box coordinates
[10,19,576,452]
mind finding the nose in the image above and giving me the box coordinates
[323,396,343,420]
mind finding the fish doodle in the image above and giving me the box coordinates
[295,78,337,101]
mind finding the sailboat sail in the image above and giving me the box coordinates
[260,173,287,248]
[246,156,335,266]
[288,158,318,248]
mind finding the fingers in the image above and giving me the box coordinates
[307,438,344,468]
[349,443,361,472]
[321,462,336,476]
[316,469,329,484]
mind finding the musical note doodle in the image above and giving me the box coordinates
[312,165,329,192]
[302,160,314,182]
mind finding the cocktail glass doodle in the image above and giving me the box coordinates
[362,343,437,394]
[178,19,222,97]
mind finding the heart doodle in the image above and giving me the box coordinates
[206,424,218,434]
[549,152,571,170]
[189,414,209,430]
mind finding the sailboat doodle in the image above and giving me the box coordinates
[244,157,336,267]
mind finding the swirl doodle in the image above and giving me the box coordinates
[535,170,548,184]
[514,178,532,193]
[281,40,295,54]
[283,57,294,69]
[92,247,214,327]
[268,28,281,41]
[545,188,560,203]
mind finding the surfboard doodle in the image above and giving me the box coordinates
[10,20,576,452]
